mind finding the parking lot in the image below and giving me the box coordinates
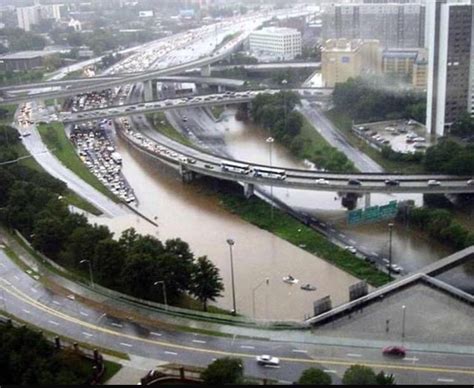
[353,119,434,154]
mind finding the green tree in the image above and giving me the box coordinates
[201,357,243,385]
[298,367,332,385]
[342,365,377,385]
[190,256,224,311]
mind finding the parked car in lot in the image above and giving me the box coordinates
[383,346,406,357]
[256,355,280,366]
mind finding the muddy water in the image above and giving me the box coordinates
[218,108,452,267]
[91,134,360,321]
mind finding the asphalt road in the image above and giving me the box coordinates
[1,247,473,385]
[299,100,384,173]
[15,102,127,217]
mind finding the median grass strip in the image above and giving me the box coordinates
[210,105,225,119]
[146,112,194,146]
[219,190,389,287]
[325,109,425,174]
[37,122,118,202]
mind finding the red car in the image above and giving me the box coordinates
[383,346,406,357]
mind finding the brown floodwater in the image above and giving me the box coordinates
[91,107,455,320]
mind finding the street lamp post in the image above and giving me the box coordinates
[79,259,94,288]
[153,281,168,311]
[388,223,394,279]
[266,136,275,220]
[402,305,406,340]
[226,238,237,316]
[252,278,269,319]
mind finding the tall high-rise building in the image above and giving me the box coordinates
[17,3,62,31]
[426,0,474,136]
[322,3,426,48]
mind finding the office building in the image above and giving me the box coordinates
[382,48,427,89]
[322,3,426,48]
[17,4,62,31]
[249,27,302,60]
[321,38,381,87]
[426,0,474,136]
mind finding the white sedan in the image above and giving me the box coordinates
[256,355,280,366]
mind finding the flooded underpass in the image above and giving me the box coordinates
[91,105,466,320]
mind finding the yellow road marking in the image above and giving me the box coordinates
[2,283,474,376]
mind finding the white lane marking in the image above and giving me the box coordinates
[339,233,346,238]
[48,320,59,326]
[150,332,162,337]
[192,339,207,344]
[329,228,336,232]
[437,378,454,383]
[292,349,308,354]
[240,345,255,349]
[320,222,326,227]
[371,252,379,257]
[22,309,31,314]
[349,239,356,245]
[403,357,419,362]
[120,342,132,348]
[82,332,94,337]
[1,279,11,285]
[324,370,337,374]
[111,322,123,328]
[0,262,5,268]
[164,351,178,356]
[30,287,38,293]
[347,353,362,358]
[14,275,20,280]
[264,365,281,369]
[79,311,89,317]
[52,300,61,306]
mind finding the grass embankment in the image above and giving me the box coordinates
[325,109,425,174]
[3,106,101,214]
[37,122,118,203]
[147,112,194,146]
[219,189,390,287]
[299,116,357,172]
[101,360,123,383]
[210,106,225,120]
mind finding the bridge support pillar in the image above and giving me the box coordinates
[364,192,371,209]
[151,79,159,100]
[243,183,254,199]
[201,64,211,77]
[217,85,224,93]
[144,80,153,102]
[180,164,194,183]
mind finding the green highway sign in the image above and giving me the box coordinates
[348,200,398,225]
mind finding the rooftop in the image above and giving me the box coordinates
[252,27,300,35]
[0,50,57,60]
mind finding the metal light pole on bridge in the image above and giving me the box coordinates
[402,304,406,341]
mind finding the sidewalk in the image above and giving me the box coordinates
[104,355,168,385]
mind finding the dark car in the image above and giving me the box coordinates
[385,179,400,186]
[383,346,406,357]
[348,179,362,186]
